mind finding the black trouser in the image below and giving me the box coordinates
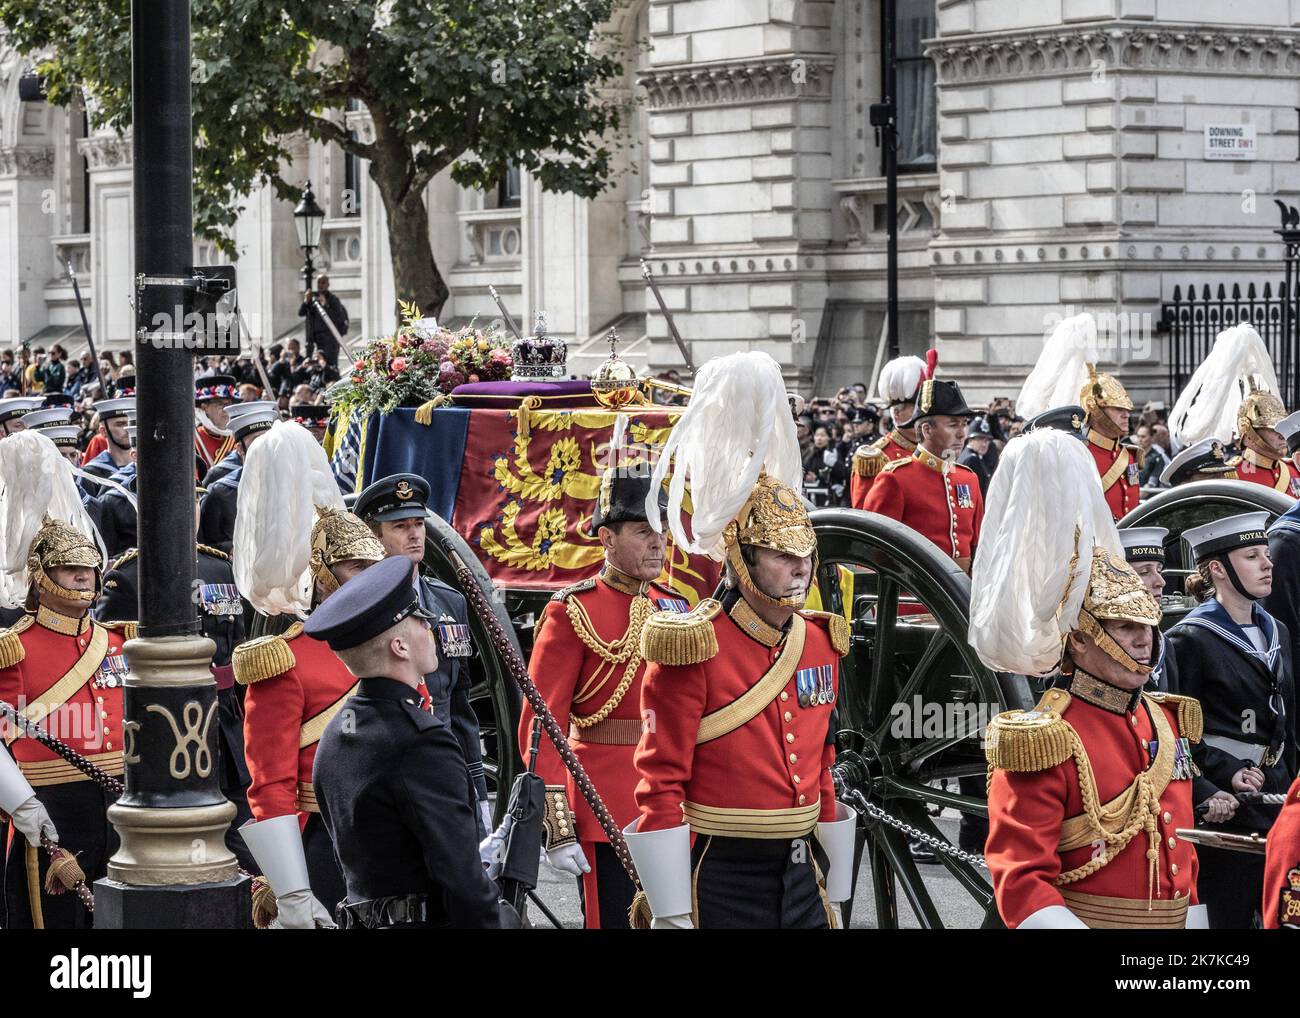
[1196,842,1265,929]
[575,840,637,929]
[304,812,345,915]
[4,781,117,930]
[216,687,256,873]
[691,834,832,929]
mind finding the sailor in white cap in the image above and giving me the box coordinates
[1166,511,1297,928]
[1120,526,1174,692]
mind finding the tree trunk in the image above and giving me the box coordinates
[368,122,450,325]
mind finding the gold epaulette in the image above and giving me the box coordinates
[1146,691,1203,743]
[0,615,33,668]
[985,689,1076,772]
[550,577,597,603]
[99,620,139,640]
[881,456,911,474]
[799,609,850,656]
[640,598,721,666]
[198,544,230,561]
[233,622,305,685]
[852,444,887,478]
[107,548,138,573]
[1124,443,1146,470]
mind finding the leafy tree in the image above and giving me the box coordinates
[0,0,628,319]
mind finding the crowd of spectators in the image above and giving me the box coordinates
[0,340,332,466]
[797,382,1176,507]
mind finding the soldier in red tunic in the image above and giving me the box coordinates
[518,454,683,928]
[0,432,125,928]
[861,378,983,573]
[623,351,856,929]
[229,423,386,928]
[970,427,1205,928]
[1227,385,1300,497]
[1262,775,1300,927]
[848,350,935,508]
[194,374,241,477]
[1079,365,1143,520]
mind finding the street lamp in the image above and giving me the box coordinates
[294,180,326,298]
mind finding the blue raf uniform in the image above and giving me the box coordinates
[306,555,519,929]
[354,472,491,834]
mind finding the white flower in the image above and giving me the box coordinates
[411,317,440,341]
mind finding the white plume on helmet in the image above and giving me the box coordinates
[233,421,344,616]
[968,428,1121,676]
[646,351,801,561]
[1168,322,1278,452]
[877,356,926,404]
[0,430,105,607]
[1016,312,1097,421]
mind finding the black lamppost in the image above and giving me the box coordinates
[96,0,248,928]
[294,181,326,332]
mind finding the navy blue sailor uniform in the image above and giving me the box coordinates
[201,449,242,489]
[1265,500,1300,653]
[94,472,138,560]
[1166,599,1298,927]
[197,465,241,555]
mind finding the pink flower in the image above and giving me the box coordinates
[392,357,408,372]
[469,374,480,383]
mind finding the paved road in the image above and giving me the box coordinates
[526,813,989,929]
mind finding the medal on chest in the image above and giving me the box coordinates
[200,583,242,617]
[95,653,129,689]
[1289,476,1300,499]
[954,483,974,510]
[795,663,835,708]
[1126,460,1140,485]
[651,595,690,613]
[436,618,473,658]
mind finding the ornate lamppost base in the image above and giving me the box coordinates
[93,634,252,928]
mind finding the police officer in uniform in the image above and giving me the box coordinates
[197,402,281,554]
[309,555,520,929]
[624,352,856,929]
[1166,513,1298,928]
[354,472,491,836]
[971,428,1206,929]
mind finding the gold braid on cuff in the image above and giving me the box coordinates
[543,785,578,850]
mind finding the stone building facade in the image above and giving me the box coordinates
[3,2,1300,403]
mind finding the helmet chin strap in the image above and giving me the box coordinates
[1213,554,1256,601]
[1089,410,1125,440]
[1076,611,1152,678]
[726,542,813,610]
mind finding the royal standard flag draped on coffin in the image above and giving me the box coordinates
[358,404,721,605]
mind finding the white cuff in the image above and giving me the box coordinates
[240,815,311,897]
[815,801,857,902]
[1187,903,1208,929]
[1017,904,1088,929]
[0,749,36,816]
[623,819,692,919]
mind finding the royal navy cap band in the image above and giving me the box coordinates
[1184,511,1271,562]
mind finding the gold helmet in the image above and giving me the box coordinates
[1236,380,1287,453]
[309,506,386,597]
[1079,363,1133,435]
[722,473,817,609]
[28,514,103,604]
[1072,547,1161,675]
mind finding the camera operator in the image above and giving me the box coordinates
[297,274,349,370]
